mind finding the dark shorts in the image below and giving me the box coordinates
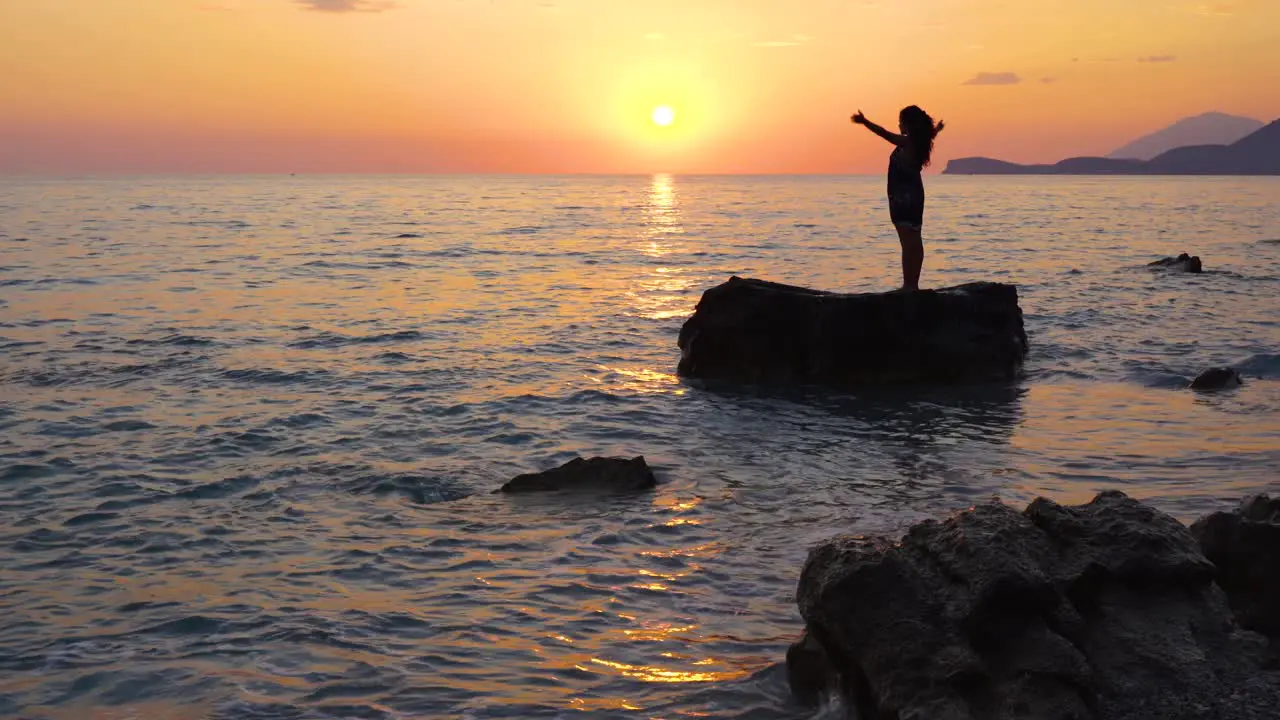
[888,188,924,229]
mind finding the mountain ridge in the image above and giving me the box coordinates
[945,117,1280,175]
[1108,112,1263,160]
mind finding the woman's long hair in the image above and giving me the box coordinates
[899,105,945,168]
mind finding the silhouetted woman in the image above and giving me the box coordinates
[852,106,945,290]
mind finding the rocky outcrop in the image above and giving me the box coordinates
[790,491,1280,719]
[496,456,656,494]
[677,278,1028,387]
[1190,367,1243,390]
[1192,495,1280,644]
[1148,253,1204,273]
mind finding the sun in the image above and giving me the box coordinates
[651,105,676,127]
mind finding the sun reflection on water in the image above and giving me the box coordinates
[587,657,749,684]
[644,173,683,244]
[595,365,683,394]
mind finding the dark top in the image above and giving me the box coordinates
[887,145,924,198]
[887,144,926,226]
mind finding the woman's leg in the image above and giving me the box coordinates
[894,223,924,290]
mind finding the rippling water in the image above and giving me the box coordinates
[1,174,1278,719]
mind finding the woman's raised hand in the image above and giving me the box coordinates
[851,110,867,125]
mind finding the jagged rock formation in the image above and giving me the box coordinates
[789,491,1280,719]
[1191,495,1280,645]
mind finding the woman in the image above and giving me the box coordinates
[851,106,945,291]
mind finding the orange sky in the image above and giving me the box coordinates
[2,0,1278,174]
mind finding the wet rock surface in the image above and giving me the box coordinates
[1190,366,1243,390]
[790,491,1280,719]
[1148,253,1204,273]
[496,456,657,494]
[1192,495,1280,646]
[677,277,1028,387]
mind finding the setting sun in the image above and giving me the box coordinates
[652,106,676,127]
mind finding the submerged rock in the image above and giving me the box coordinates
[791,491,1280,719]
[1190,366,1243,390]
[1192,495,1280,641]
[496,456,656,494]
[1148,253,1203,273]
[677,277,1028,387]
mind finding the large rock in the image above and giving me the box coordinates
[496,456,656,494]
[791,491,1280,719]
[1190,367,1243,390]
[676,277,1028,387]
[1148,253,1203,273]
[1192,495,1280,642]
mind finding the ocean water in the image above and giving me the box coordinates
[1,174,1278,720]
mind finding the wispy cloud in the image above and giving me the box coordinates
[1195,2,1242,15]
[1041,77,1057,84]
[753,34,814,48]
[1138,55,1177,63]
[962,72,1021,86]
[296,0,397,12]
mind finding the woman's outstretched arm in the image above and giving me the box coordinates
[851,110,906,146]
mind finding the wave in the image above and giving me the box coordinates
[1235,353,1280,379]
[1,463,59,482]
[125,334,217,347]
[102,420,157,432]
[289,330,426,350]
[219,368,332,385]
[341,472,474,505]
[174,474,262,500]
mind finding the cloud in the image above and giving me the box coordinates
[643,32,666,41]
[1138,55,1177,62]
[296,0,397,12]
[1040,77,1057,84]
[962,72,1021,86]
[1195,2,1242,15]
[753,34,814,48]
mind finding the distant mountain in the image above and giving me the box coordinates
[1108,112,1263,161]
[944,118,1280,175]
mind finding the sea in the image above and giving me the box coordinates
[1,174,1278,720]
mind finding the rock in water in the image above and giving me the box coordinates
[677,277,1028,386]
[497,456,656,494]
[1190,366,1243,390]
[792,491,1280,719]
[1191,495,1280,640]
[1148,253,1204,273]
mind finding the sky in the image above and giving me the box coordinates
[1,0,1278,174]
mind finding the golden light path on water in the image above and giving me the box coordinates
[0,175,1278,719]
